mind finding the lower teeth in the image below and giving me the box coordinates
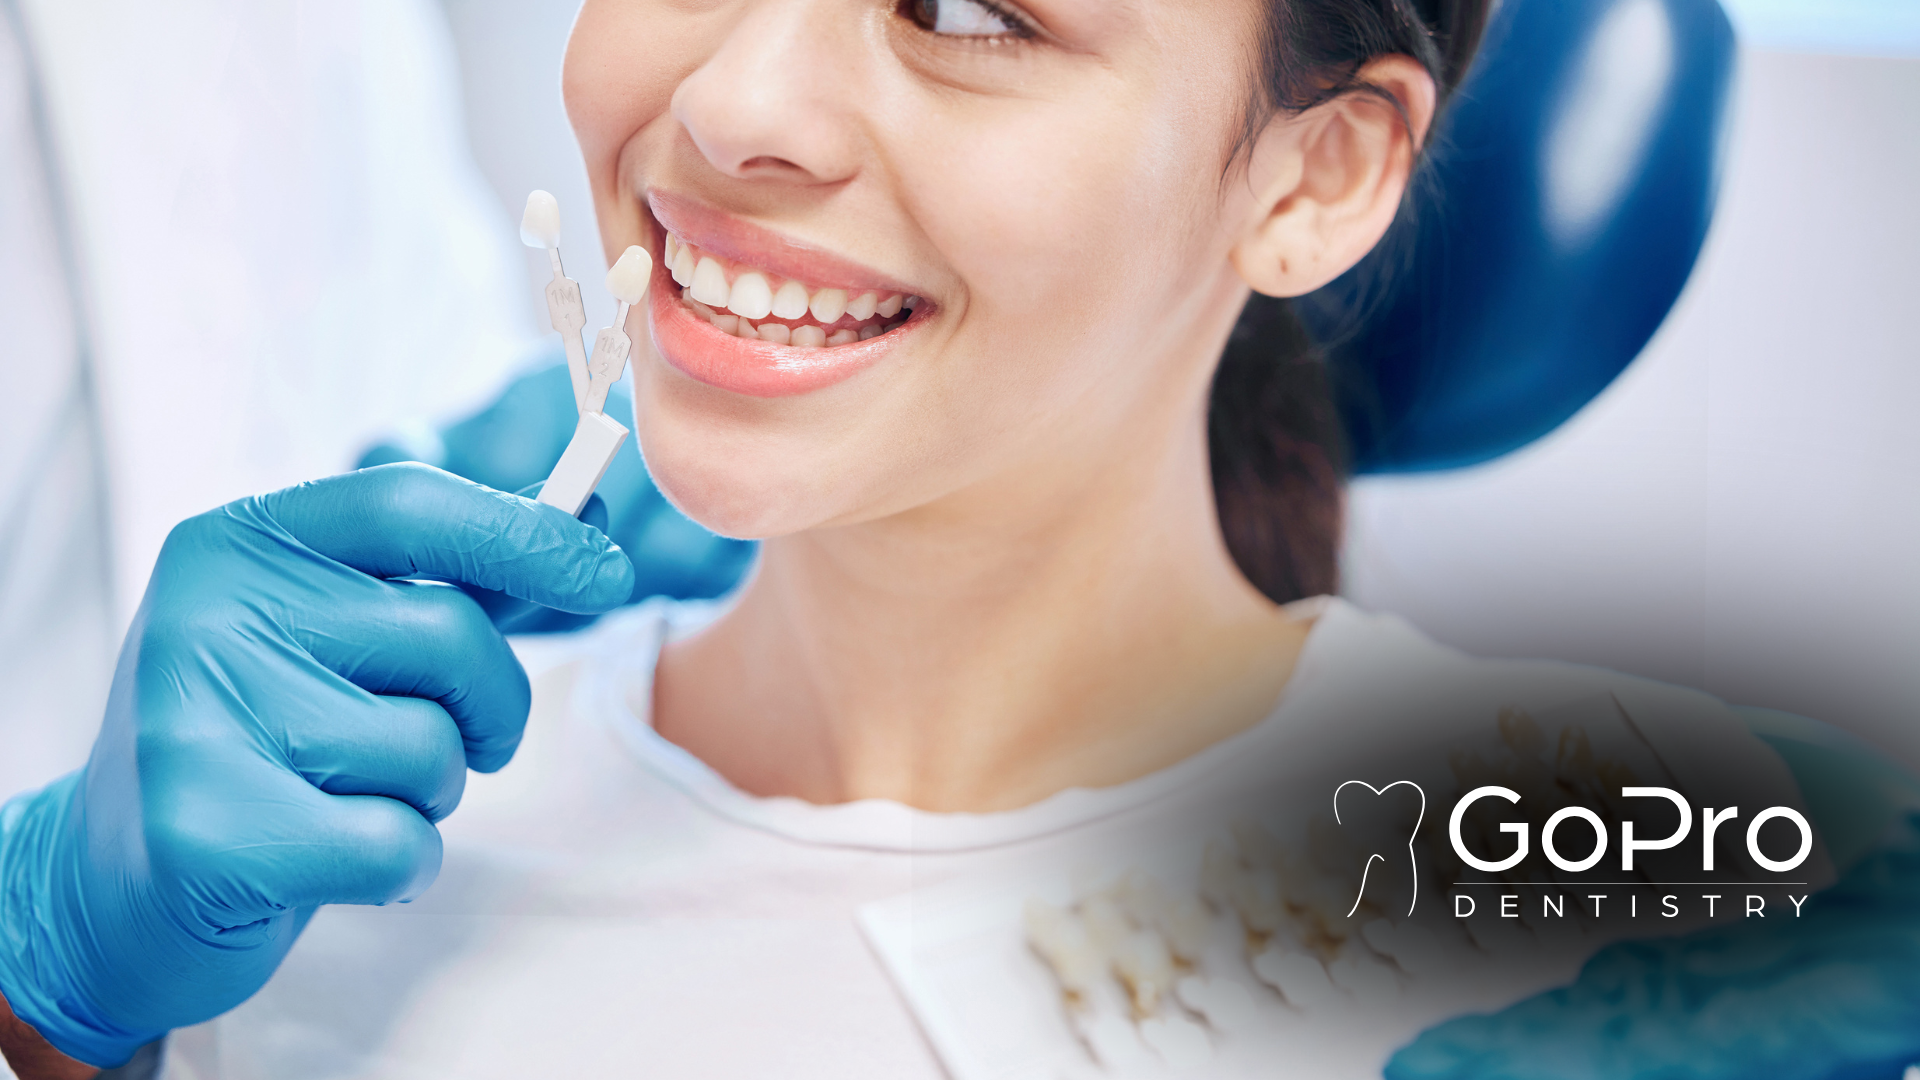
[685,291,903,346]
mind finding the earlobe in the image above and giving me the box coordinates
[1229,125,1316,298]
[1229,56,1438,299]
[1230,180,1327,299]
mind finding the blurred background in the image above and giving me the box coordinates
[1341,0,1920,769]
[1,0,1915,799]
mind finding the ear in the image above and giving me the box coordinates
[1230,56,1438,298]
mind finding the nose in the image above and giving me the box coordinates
[670,0,863,185]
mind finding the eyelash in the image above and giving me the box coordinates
[900,0,1039,44]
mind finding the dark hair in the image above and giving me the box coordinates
[1209,0,1491,604]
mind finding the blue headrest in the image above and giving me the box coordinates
[1297,0,1737,475]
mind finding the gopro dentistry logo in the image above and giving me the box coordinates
[1338,780,1818,922]
[1334,781,1426,918]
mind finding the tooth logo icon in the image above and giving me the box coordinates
[1333,781,1427,918]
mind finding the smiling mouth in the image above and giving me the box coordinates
[663,230,922,348]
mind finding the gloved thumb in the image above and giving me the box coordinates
[462,486,622,633]
[259,463,634,613]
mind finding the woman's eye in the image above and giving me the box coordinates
[905,0,1030,38]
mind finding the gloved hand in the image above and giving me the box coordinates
[1386,818,1920,1080]
[358,358,755,629]
[1386,715,1920,1080]
[0,464,634,1068]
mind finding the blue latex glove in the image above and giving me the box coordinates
[1386,714,1920,1080]
[0,464,634,1068]
[358,358,756,630]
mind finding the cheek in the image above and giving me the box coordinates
[564,2,691,203]
[920,121,1152,315]
[902,88,1224,396]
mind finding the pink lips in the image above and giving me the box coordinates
[644,192,928,398]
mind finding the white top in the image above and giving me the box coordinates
[159,598,1819,1080]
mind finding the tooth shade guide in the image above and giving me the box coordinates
[606,246,652,305]
[520,190,562,249]
[521,189,591,411]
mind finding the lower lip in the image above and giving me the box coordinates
[645,259,923,398]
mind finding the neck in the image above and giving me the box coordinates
[651,382,1314,812]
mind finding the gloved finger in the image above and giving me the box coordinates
[582,490,615,535]
[256,462,635,614]
[253,792,443,909]
[299,579,531,773]
[146,762,444,920]
[284,694,467,823]
[467,491,616,633]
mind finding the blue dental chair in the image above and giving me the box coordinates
[1302,0,1738,474]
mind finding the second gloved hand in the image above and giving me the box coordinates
[0,464,633,1068]
[358,360,757,629]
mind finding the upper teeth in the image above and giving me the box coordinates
[664,231,918,345]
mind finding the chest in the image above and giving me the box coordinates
[184,844,953,1080]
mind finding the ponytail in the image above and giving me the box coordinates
[1209,0,1492,603]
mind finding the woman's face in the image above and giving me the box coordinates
[567,0,1272,538]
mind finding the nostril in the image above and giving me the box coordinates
[740,155,806,174]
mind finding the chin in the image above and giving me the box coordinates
[628,372,843,541]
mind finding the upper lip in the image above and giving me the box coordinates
[647,189,923,299]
